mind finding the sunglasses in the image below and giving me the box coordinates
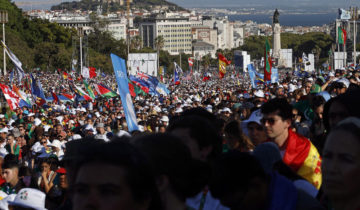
[260,118,278,125]
[41,141,47,144]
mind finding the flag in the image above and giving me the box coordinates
[94,83,117,98]
[342,28,347,45]
[89,67,97,78]
[218,53,231,79]
[82,67,89,79]
[9,70,14,85]
[0,41,25,73]
[283,129,322,189]
[16,67,25,85]
[30,74,46,106]
[12,85,32,108]
[52,92,59,104]
[111,53,139,132]
[159,66,164,82]
[83,80,95,99]
[174,62,181,85]
[338,27,345,45]
[73,84,92,101]
[247,64,257,88]
[129,75,150,93]
[63,72,69,80]
[188,57,194,67]
[0,84,20,111]
[128,80,136,97]
[61,93,75,101]
[264,39,272,82]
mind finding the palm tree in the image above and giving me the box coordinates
[155,36,165,73]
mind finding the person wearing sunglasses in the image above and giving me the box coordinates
[261,98,322,190]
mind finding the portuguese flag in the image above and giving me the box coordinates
[264,39,272,82]
[338,26,347,45]
[93,83,117,98]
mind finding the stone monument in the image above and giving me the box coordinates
[272,9,281,59]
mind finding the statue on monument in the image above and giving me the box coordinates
[273,9,280,24]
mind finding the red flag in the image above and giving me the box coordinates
[52,92,59,104]
[264,39,272,82]
[0,84,20,110]
[89,67,97,78]
[128,82,136,97]
[62,72,69,80]
[341,28,347,45]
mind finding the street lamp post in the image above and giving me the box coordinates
[78,27,84,75]
[0,10,8,76]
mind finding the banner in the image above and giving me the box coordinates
[111,53,139,132]
[339,8,351,20]
[247,64,257,88]
[1,41,25,74]
[271,68,279,83]
[0,84,20,111]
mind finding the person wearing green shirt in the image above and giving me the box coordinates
[5,134,20,159]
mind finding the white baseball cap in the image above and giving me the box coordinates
[243,109,263,126]
[8,188,47,210]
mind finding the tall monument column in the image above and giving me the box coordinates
[272,9,281,59]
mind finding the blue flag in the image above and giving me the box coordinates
[271,68,279,83]
[247,64,256,88]
[30,74,46,106]
[111,53,139,132]
[9,70,14,85]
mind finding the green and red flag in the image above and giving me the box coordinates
[264,39,272,82]
[93,83,118,98]
[338,27,347,45]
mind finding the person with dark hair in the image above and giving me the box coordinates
[0,154,25,194]
[133,133,209,210]
[321,117,360,210]
[209,151,324,210]
[310,95,326,153]
[167,115,222,162]
[65,137,162,210]
[261,98,322,189]
[224,120,254,152]
[37,157,58,194]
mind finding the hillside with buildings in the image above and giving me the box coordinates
[51,0,185,12]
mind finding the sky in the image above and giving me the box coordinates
[167,0,357,9]
[12,0,359,11]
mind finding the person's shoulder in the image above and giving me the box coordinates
[296,189,325,210]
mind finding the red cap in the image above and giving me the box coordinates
[56,168,67,174]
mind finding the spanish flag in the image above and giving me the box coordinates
[218,53,231,79]
[283,129,322,189]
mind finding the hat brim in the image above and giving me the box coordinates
[8,201,47,210]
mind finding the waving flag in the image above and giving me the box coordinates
[83,80,95,99]
[174,62,181,85]
[94,83,117,98]
[30,74,46,106]
[111,53,139,132]
[12,85,32,108]
[338,27,346,45]
[73,84,92,101]
[16,67,25,85]
[218,53,231,79]
[0,84,20,110]
[89,67,97,78]
[1,41,25,73]
[264,39,272,82]
[129,75,150,93]
[52,92,59,104]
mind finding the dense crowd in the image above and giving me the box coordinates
[0,67,359,210]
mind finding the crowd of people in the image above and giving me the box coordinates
[0,66,359,210]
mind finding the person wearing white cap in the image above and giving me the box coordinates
[8,188,47,210]
[243,109,267,146]
[94,123,110,142]
[49,140,64,160]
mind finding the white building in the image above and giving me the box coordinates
[140,16,192,55]
[202,17,234,50]
[106,23,126,40]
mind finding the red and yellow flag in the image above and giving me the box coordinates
[218,53,231,79]
[283,129,322,189]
